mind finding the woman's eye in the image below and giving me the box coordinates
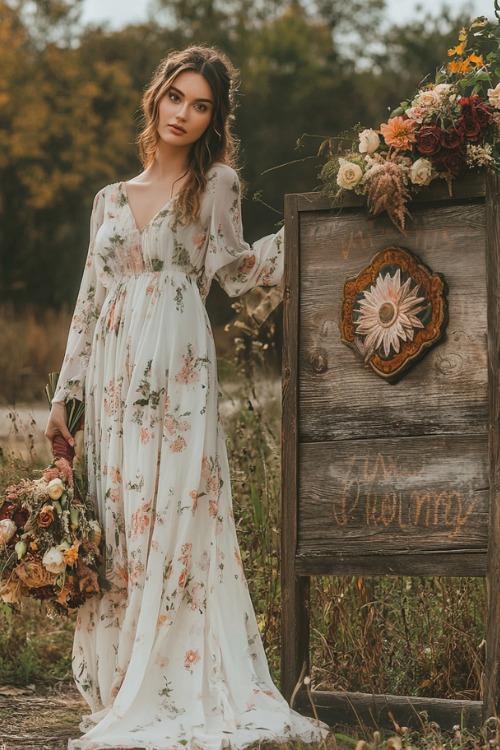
[195,104,207,112]
[169,92,180,102]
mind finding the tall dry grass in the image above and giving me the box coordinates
[0,320,487,704]
[0,305,70,404]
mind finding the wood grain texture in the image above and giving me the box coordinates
[281,194,310,701]
[297,435,489,554]
[293,690,482,730]
[483,173,500,719]
[295,551,486,576]
[299,202,488,442]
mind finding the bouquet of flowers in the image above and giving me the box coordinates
[0,374,106,613]
[319,8,500,231]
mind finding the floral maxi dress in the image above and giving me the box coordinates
[53,163,327,750]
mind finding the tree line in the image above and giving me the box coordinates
[0,0,476,313]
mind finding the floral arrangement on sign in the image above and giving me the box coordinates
[319,6,500,231]
[0,374,106,613]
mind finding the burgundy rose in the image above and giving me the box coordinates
[458,96,492,142]
[434,148,467,177]
[415,125,443,157]
[0,500,14,520]
[12,507,29,528]
[441,127,464,150]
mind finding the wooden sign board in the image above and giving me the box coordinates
[281,173,500,727]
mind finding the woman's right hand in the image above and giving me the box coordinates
[45,402,74,449]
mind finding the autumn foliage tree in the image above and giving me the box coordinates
[0,0,478,310]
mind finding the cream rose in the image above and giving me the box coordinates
[358,129,380,155]
[48,478,65,501]
[410,157,434,186]
[433,83,452,97]
[488,83,500,109]
[42,546,67,575]
[0,519,17,545]
[337,160,363,190]
[406,105,427,123]
[416,89,440,108]
[88,520,102,547]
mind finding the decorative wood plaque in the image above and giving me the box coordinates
[340,246,448,382]
[281,173,500,728]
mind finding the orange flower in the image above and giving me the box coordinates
[380,116,417,151]
[449,54,485,74]
[448,42,466,56]
[64,542,80,567]
[468,53,484,67]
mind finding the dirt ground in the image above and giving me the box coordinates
[0,683,86,750]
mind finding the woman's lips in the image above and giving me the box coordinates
[168,124,186,135]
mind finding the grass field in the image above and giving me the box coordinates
[0,312,488,749]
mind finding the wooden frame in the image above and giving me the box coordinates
[281,173,500,728]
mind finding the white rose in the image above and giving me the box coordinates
[358,129,380,154]
[0,519,17,545]
[48,478,65,501]
[42,546,67,575]
[410,157,434,186]
[488,83,500,109]
[337,160,363,190]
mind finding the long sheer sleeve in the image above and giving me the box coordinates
[205,166,284,298]
[52,189,107,404]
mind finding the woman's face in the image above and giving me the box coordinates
[157,71,215,149]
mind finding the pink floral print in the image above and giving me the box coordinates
[52,165,326,749]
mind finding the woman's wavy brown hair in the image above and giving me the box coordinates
[138,46,239,224]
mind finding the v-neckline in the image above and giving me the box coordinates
[120,182,175,235]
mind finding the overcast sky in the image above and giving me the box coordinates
[80,0,494,30]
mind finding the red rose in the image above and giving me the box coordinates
[441,128,464,150]
[415,125,443,156]
[434,148,467,177]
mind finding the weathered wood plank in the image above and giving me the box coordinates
[295,172,487,213]
[293,690,482,730]
[297,435,489,561]
[295,551,486,576]
[281,194,310,701]
[483,173,500,719]
[298,203,488,442]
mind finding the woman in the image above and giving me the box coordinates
[46,46,327,750]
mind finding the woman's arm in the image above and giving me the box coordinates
[45,189,107,448]
[205,166,284,298]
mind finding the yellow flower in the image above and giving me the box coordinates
[459,27,467,42]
